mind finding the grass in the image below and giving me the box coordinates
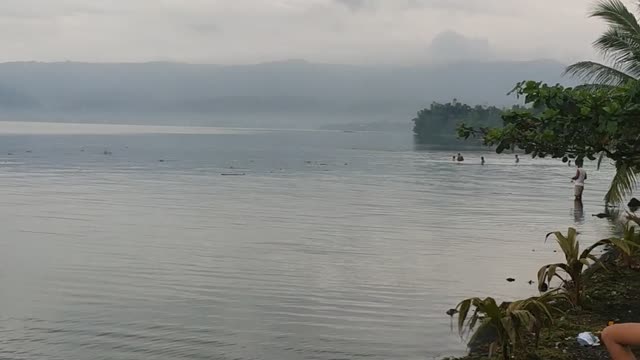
[446,255,640,359]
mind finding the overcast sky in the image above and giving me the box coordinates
[0,0,612,64]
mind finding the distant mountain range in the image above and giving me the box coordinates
[0,59,572,129]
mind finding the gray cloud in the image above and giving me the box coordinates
[427,31,494,62]
[335,0,369,11]
[0,0,606,64]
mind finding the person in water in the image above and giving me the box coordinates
[602,323,640,359]
[481,156,485,165]
[515,154,520,164]
[452,155,456,161]
[456,153,464,162]
[572,159,587,200]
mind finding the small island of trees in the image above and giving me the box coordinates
[412,100,522,145]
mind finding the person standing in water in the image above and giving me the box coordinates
[456,153,464,162]
[515,154,520,164]
[572,159,587,200]
[481,156,485,165]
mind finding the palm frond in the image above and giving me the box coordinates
[574,83,618,92]
[591,0,640,35]
[565,61,635,85]
[593,28,640,77]
[605,162,639,204]
[627,212,640,226]
[597,151,606,170]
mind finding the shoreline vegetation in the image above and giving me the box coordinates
[428,0,640,358]
[443,221,640,360]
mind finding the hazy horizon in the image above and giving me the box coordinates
[0,59,570,129]
[0,0,604,128]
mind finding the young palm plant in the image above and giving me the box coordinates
[538,227,632,305]
[455,292,566,360]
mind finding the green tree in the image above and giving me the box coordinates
[413,100,504,144]
[458,80,640,203]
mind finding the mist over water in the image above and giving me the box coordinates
[0,123,615,359]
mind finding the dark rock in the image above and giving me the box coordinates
[593,213,611,219]
[506,278,516,282]
[468,324,498,354]
[629,198,640,208]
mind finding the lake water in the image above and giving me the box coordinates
[0,122,617,360]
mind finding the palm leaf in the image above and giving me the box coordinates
[627,212,640,226]
[538,263,571,291]
[456,298,473,335]
[593,28,640,77]
[605,162,639,204]
[597,151,606,170]
[591,0,640,35]
[564,61,635,85]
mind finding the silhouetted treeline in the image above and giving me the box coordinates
[412,100,523,144]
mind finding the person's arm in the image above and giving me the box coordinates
[572,170,579,181]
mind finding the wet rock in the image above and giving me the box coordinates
[629,198,640,208]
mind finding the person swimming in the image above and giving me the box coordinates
[515,154,520,164]
[456,153,464,162]
[481,156,485,165]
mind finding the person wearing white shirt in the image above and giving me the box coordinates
[571,160,587,200]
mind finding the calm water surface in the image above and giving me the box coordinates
[0,122,616,360]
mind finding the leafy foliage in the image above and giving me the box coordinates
[458,80,640,203]
[538,227,634,305]
[455,292,567,359]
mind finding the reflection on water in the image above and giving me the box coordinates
[573,199,585,224]
[0,124,618,360]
